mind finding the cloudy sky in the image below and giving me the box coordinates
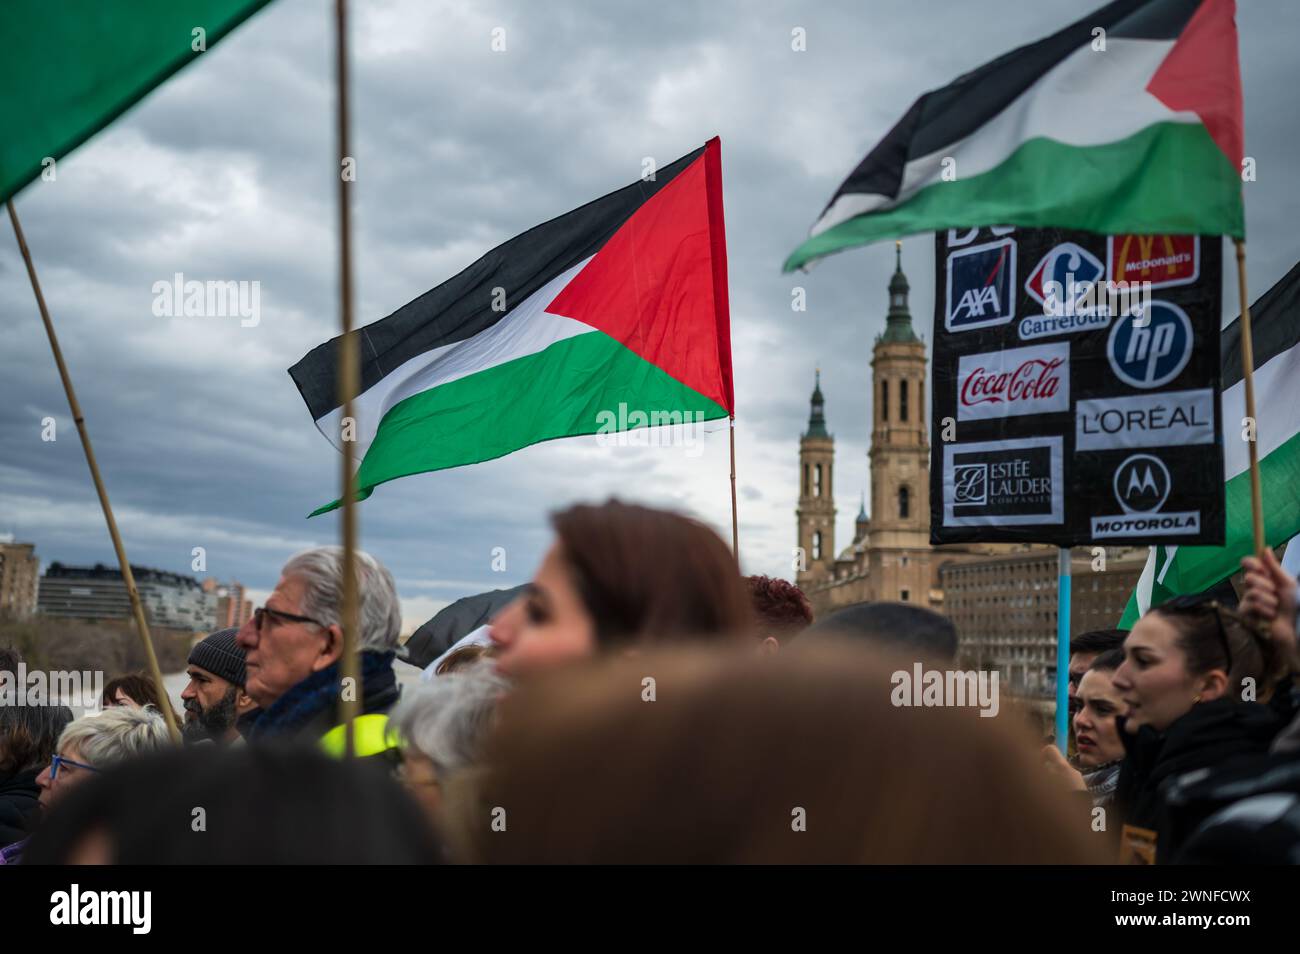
[2,0,1296,632]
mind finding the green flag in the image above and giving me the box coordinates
[1119,260,1300,627]
[1,0,274,205]
[786,0,1245,271]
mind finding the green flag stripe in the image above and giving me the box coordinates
[2,0,275,204]
[1119,429,1300,627]
[1163,430,1300,595]
[310,330,728,516]
[785,122,1241,271]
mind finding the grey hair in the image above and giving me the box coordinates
[391,665,508,777]
[282,546,402,652]
[58,705,172,767]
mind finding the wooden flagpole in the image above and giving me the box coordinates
[334,0,361,756]
[729,416,739,560]
[6,198,181,742]
[1234,238,1266,556]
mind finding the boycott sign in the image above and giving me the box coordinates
[930,227,1224,546]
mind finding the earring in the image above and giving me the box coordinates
[1192,694,1202,704]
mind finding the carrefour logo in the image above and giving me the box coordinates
[1106,301,1193,389]
[1024,242,1104,315]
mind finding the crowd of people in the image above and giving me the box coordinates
[2,498,1299,863]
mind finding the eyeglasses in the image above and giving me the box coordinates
[252,606,325,634]
[1161,594,1234,674]
[50,754,99,780]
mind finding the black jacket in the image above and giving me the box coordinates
[1163,749,1300,863]
[1114,698,1284,863]
[0,768,41,846]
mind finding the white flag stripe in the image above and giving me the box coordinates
[314,258,596,459]
[1221,338,1300,481]
[1135,545,1157,617]
[810,39,1195,238]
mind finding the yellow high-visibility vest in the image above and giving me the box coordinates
[318,713,401,759]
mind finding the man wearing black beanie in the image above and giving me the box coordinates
[182,628,259,744]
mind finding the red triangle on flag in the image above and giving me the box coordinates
[1147,0,1244,169]
[545,138,734,414]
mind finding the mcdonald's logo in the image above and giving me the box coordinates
[1106,234,1199,290]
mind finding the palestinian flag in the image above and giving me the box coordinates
[1119,259,1300,627]
[1,0,275,204]
[785,0,1245,271]
[290,139,733,515]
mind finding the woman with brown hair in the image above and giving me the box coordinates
[488,499,752,677]
[1111,594,1289,863]
[463,643,1107,864]
[101,672,181,727]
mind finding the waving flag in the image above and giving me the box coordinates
[1,0,275,204]
[290,139,733,515]
[786,0,1245,271]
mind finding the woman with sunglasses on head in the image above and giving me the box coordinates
[1111,594,1288,864]
[0,705,171,864]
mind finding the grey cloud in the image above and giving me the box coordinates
[2,0,1296,615]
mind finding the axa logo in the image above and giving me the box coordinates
[946,237,1016,332]
[1114,454,1170,514]
[1107,301,1193,389]
[1024,242,1104,315]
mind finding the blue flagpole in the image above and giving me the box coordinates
[1056,547,1072,753]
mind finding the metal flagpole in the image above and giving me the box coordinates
[334,0,361,756]
[1055,547,1072,753]
[1234,238,1266,555]
[6,198,181,742]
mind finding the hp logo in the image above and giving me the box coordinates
[1107,300,1193,389]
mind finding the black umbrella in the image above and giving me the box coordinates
[400,585,526,669]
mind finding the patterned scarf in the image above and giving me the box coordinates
[248,650,397,741]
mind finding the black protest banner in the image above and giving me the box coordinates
[929,227,1223,547]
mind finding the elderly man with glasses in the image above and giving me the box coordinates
[237,546,404,763]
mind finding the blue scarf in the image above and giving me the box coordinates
[248,650,397,741]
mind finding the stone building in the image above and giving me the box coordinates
[795,246,994,615]
[941,547,1146,697]
[0,538,40,619]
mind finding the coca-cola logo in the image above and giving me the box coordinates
[961,357,1064,406]
[956,343,1070,422]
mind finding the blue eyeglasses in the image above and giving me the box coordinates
[50,754,99,780]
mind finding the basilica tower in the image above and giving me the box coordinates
[796,371,835,588]
[867,243,932,603]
